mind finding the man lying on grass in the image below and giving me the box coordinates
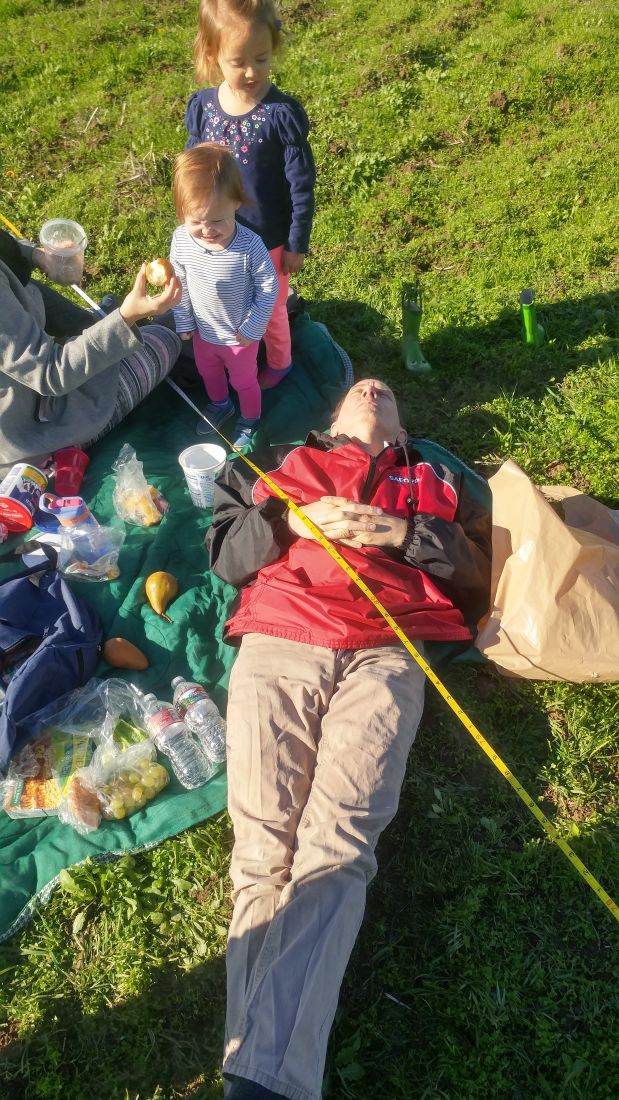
[206,379,492,1100]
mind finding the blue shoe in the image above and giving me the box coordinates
[99,293,120,315]
[231,416,259,449]
[196,398,235,436]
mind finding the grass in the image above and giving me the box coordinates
[1,0,619,1097]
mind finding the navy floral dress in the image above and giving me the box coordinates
[185,85,315,254]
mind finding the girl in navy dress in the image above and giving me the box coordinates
[186,0,315,390]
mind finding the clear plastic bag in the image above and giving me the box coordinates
[60,740,169,834]
[27,677,147,747]
[112,444,168,527]
[22,524,125,581]
[96,741,168,821]
[13,679,169,833]
[61,523,125,581]
[2,678,144,823]
[36,681,167,833]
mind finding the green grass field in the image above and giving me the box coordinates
[1,0,618,1097]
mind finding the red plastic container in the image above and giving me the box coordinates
[53,447,89,496]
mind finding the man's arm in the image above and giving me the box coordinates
[397,474,492,627]
[206,449,297,588]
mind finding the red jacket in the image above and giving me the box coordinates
[206,432,492,649]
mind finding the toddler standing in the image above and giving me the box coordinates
[186,0,315,390]
[170,144,277,447]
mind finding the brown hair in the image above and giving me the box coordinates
[193,0,282,84]
[173,143,248,219]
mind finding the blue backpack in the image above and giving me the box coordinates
[0,565,102,773]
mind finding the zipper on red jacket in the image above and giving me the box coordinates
[360,454,378,502]
[359,446,396,502]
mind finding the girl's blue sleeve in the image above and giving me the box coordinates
[185,92,205,149]
[276,102,316,254]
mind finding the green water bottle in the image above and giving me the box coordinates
[520,288,545,346]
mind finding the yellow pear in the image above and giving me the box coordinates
[145,571,179,623]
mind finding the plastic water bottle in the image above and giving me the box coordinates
[142,693,214,789]
[171,677,227,765]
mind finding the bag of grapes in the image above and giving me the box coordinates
[59,740,169,835]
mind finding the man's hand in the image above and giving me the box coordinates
[235,330,254,347]
[281,251,305,275]
[180,330,196,342]
[287,496,407,548]
[119,264,183,327]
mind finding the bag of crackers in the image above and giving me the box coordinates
[1,729,93,818]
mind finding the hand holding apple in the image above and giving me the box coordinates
[119,264,182,327]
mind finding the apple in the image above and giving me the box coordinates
[145,257,174,287]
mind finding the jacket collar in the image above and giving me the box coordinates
[304,430,421,467]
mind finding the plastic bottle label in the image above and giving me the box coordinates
[176,686,209,715]
[146,706,178,736]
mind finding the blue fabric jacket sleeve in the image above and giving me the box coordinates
[185,92,205,148]
[275,103,316,254]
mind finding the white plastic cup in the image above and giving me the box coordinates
[39,218,88,285]
[179,444,226,509]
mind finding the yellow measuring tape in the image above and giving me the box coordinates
[0,211,24,237]
[3,209,616,922]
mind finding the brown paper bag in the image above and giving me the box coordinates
[475,460,619,681]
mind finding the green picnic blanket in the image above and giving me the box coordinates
[0,311,352,942]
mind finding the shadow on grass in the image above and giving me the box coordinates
[308,289,619,461]
[325,670,619,1098]
[0,953,227,1100]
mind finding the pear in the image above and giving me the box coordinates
[145,571,179,623]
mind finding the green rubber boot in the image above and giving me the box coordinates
[402,282,431,373]
[520,288,545,346]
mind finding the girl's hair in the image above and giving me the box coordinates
[193,0,282,84]
[173,143,248,219]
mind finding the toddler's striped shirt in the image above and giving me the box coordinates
[170,223,277,345]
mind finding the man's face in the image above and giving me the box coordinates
[331,379,403,445]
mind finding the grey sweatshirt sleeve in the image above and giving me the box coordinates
[17,239,37,270]
[0,272,144,396]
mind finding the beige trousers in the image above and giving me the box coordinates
[223,633,426,1100]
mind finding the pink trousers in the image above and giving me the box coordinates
[193,336,261,420]
[264,245,291,372]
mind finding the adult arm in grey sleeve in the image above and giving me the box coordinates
[0,272,144,396]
